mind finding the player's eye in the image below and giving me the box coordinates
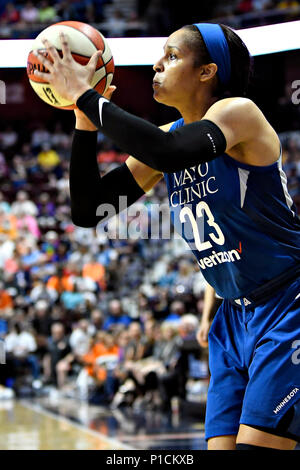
[169,53,177,60]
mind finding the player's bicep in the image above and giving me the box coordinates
[125,122,174,192]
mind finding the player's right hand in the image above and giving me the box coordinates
[196,319,211,348]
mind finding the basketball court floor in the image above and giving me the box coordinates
[0,397,207,450]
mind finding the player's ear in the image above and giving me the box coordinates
[199,63,218,83]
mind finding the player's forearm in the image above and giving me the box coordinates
[76,89,227,173]
[75,117,97,131]
[69,129,145,228]
[202,284,217,322]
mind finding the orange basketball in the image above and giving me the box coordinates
[27,21,114,110]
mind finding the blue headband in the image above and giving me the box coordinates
[193,23,231,86]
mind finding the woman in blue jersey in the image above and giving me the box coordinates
[34,24,300,450]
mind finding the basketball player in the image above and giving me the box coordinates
[34,24,300,450]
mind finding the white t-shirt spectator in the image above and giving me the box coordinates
[11,200,38,217]
[69,328,91,356]
[0,128,18,149]
[20,2,39,23]
[0,238,15,269]
[5,331,37,357]
[31,127,51,148]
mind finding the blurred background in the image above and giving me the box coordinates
[0,0,299,450]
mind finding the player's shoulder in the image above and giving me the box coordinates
[208,96,259,114]
[205,97,265,132]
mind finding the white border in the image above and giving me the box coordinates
[0,20,299,68]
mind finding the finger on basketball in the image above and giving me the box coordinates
[88,50,103,69]
[41,38,60,62]
[33,69,51,80]
[59,32,72,61]
[33,50,54,72]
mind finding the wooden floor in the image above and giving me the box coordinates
[0,400,131,450]
[0,398,298,451]
[0,397,207,450]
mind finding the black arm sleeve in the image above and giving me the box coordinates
[76,89,227,173]
[69,129,145,228]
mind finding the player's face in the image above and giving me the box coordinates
[152,29,201,108]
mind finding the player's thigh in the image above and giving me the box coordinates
[237,424,297,450]
[240,293,300,444]
[207,435,236,450]
[205,302,247,441]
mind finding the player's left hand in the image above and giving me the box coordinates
[33,32,101,103]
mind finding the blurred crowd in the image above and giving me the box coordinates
[0,119,209,408]
[0,0,299,40]
[0,98,299,407]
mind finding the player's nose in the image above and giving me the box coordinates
[153,58,164,73]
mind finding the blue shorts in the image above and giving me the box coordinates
[205,277,300,441]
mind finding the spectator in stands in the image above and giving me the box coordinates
[43,322,71,386]
[287,165,300,198]
[82,254,106,291]
[56,319,91,389]
[5,321,40,382]
[165,299,186,324]
[20,1,39,24]
[158,315,201,411]
[60,281,85,310]
[105,9,127,37]
[37,142,61,175]
[55,0,80,22]
[0,3,20,25]
[127,321,180,410]
[88,308,104,336]
[0,281,14,317]
[92,332,119,401]
[10,156,28,190]
[30,299,52,352]
[0,207,17,240]
[46,264,73,294]
[172,259,196,295]
[124,322,144,361]
[11,190,38,217]
[103,299,132,331]
[37,192,56,218]
[31,124,51,152]
[140,318,157,357]
[50,122,71,152]
[78,330,119,402]
[38,0,58,23]
[144,0,171,36]
[15,209,41,240]
[252,0,273,11]
[0,233,15,270]
[0,154,9,181]
[29,277,58,304]
[97,140,119,164]
[56,171,69,197]
[0,125,18,150]
[277,0,300,11]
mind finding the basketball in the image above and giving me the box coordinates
[26,21,114,110]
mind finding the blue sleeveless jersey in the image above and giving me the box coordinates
[164,118,300,299]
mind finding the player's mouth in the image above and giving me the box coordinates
[152,80,161,88]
